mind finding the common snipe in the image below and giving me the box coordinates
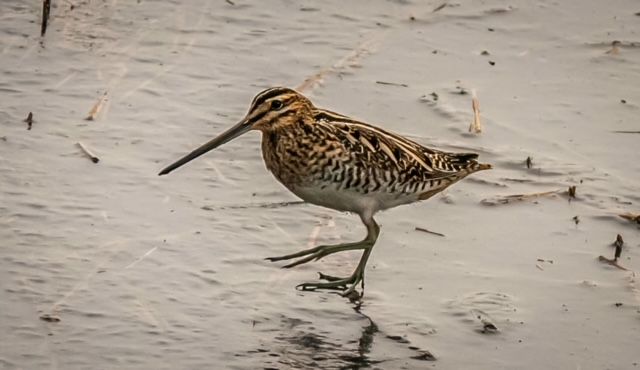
[159,87,491,297]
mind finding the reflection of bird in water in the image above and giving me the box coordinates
[159,87,491,296]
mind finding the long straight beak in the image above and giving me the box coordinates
[158,119,251,175]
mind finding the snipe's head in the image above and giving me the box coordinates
[159,87,311,175]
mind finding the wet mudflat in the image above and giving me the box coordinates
[1,1,639,369]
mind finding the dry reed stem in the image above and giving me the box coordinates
[468,91,483,134]
[619,213,640,224]
[85,92,108,121]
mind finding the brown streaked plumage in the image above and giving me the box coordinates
[159,87,491,297]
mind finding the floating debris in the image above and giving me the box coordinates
[613,234,624,260]
[489,60,496,66]
[376,81,408,88]
[598,234,627,270]
[76,142,100,163]
[39,313,60,323]
[481,50,490,56]
[468,91,482,134]
[471,309,498,334]
[225,0,235,5]
[415,226,445,237]
[568,185,577,199]
[24,112,34,130]
[572,215,580,225]
[605,40,621,55]
[85,92,108,121]
[525,156,533,169]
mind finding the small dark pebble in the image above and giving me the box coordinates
[489,61,496,66]
[488,27,495,32]
[621,99,627,104]
[409,15,416,21]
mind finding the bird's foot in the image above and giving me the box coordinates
[297,271,364,297]
[266,243,366,269]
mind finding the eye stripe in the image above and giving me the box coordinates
[251,87,292,111]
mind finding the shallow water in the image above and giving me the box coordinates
[1,1,639,369]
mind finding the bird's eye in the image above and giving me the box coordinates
[271,100,284,110]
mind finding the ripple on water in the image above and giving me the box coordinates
[443,291,520,334]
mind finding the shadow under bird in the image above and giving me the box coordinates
[159,87,491,297]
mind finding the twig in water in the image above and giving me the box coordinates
[415,227,445,237]
[24,112,34,130]
[41,0,51,37]
[77,142,100,163]
[225,0,235,5]
[85,92,108,121]
[598,256,627,271]
[612,131,640,134]
[376,81,408,88]
[468,91,482,134]
[432,3,447,12]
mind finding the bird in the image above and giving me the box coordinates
[159,87,491,297]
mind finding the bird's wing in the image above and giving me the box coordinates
[313,109,479,180]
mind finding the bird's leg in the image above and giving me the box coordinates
[296,216,380,296]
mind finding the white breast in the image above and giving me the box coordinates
[290,183,419,217]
